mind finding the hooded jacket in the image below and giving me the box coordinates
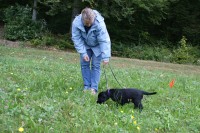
[71,10,111,61]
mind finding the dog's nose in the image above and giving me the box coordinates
[97,100,101,104]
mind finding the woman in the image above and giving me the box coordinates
[71,7,111,94]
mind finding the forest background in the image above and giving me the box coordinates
[0,0,200,65]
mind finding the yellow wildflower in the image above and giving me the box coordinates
[70,87,72,90]
[131,115,134,119]
[18,127,24,132]
[114,122,118,126]
[120,110,124,113]
[137,126,140,131]
[17,88,21,91]
[133,120,137,125]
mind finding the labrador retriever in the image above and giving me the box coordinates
[97,88,157,112]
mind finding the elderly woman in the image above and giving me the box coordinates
[72,7,111,94]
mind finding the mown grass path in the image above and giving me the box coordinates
[0,45,200,133]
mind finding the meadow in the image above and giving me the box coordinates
[0,45,200,133]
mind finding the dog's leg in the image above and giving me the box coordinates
[133,99,143,112]
[138,103,143,112]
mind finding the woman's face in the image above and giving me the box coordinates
[83,19,94,27]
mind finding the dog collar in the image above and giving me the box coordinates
[107,89,110,96]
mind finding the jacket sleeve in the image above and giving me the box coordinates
[96,21,111,61]
[71,22,87,58]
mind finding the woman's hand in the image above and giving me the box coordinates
[83,55,90,62]
[103,60,109,65]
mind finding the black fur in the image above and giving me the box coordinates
[97,88,157,112]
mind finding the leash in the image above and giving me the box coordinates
[103,63,124,89]
[103,64,109,89]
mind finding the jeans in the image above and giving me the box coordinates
[80,49,101,92]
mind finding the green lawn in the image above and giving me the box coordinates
[0,45,200,133]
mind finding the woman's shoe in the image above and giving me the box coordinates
[91,89,97,95]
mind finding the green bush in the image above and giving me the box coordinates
[30,33,74,50]
[3,4,46,41]
[112,39,200,65]
[187,46,200,65]
[172,36,196,64]
[142,46,172,62]
[112,41,173,62]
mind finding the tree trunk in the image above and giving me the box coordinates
[70,0,81,33]
[32,0,37,21]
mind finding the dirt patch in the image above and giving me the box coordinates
[0,39,21,47]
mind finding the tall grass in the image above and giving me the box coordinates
[0,45,200,133]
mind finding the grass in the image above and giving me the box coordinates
[0,45,200,133]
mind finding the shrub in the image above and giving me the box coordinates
[172,36,196,64]
[112,41,173,62]
[187,46,200,65]
[142,46,172,62]
[3,4,46,41]
[30,33,74,50]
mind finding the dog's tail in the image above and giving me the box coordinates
[143,91,157,95]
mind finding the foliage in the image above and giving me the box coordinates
[112,41,171,62]
[86,0,168,24]
[0,45,200,132]
[162,0,200,44]
[30,33,74,50]
[111,39,200,65]
[38,0,73,16]
[3,4,46,41]
[86,0,170,43]
[172,36,197,64]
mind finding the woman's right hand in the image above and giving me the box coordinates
[83,55,90,62]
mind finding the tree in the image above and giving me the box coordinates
[70,0,81,33]
[85,0,169,43]
[163,0,200,45]
[32,0,37,21]
[4,4,45,40]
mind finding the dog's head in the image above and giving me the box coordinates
[97,90,110,104]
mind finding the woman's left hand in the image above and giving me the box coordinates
[103,60,109,65]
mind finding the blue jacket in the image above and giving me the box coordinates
[71,10,111,61]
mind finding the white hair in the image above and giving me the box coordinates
[81,7,96,22]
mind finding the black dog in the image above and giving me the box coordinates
[97,88,157,111]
